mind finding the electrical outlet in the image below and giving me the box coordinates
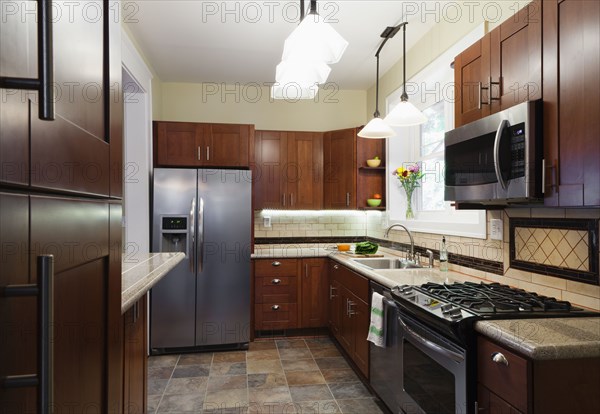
[490,219,503,240]
[263,216,271,228]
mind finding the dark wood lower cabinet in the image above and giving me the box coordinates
[123,295,147,414]
[300,258,328,328]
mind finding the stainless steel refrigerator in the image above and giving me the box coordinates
[150,168,252,353]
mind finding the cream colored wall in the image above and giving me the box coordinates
[158,83,366,131]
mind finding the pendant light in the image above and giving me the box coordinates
[358,28,398,139]
[383,23,427,126]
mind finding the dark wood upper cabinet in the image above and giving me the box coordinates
[543,0,600,207]
[454,0,541,128]
[254,130,323,210]
[324,128,357,209]
[154,121,254,168]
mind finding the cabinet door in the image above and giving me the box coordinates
[287,132,323,209]
[324,128,357,209]
[154,122,203,167]
[352,298,370,378]
[300,259,328,328]
[454,34,491,128]
[123,296,147,414]
[478,384,523,414]
[254,130,287,209]
[490,0,542,113]
[205,123,251,167]
[543,0,600,206]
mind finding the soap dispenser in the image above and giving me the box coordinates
[439,236,448,272]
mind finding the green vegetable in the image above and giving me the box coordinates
[355,241,379,255]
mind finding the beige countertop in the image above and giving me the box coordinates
[121,252,185,314]
[253,243,600,360]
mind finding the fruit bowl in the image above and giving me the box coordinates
[366,159,381,167]
[367,198,382,207]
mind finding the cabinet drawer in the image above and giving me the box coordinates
[254,303,298,330]
[478,336,529,413]
[255,276,298,304]
[255,259,298,277]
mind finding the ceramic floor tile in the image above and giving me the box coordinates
[148,354,179,368]
[172,364,211,378]
[281,358,319,372]
[164,377,209,395]
[278,348,313,360]
[148,366,175,380]
[248,386,292,405]
[204,408,249,414]
[247,402,297,414]
[247,373,288,389]
[204,387,249,410]
[327,382,372,400]
[147,379,169,396]
[248,341,277,351]
[156,393,205,413]
[213,351,247,363]
[276,339,308,349]
[247,359,284,375]
[288,384,334,402]
[147,394,162,413]
[336,398,384,414]
[211,361,247,376]
[304,338,334,349]
[178,352,213,366]
[309,347,341,358]
[320,369,359,384]
[293,400,341,413]
[284,370,326,386]
[314,357,349,371]
[246,349,280,361]
[207,374,248,391]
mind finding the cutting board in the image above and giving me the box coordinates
[342,252,385,258]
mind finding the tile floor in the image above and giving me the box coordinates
[147,337,385,413]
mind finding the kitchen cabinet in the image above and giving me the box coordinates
[328,260,370,378]
[454,0,542,128]
[253,130,323,210]
[324,128,357,209]
[542,0,600,207]
[477,335,600,414]
[357,136,386,210]
[154,121,254,168]
[300,258,328,328]
[254,259,299,330]
[123,295,147,414]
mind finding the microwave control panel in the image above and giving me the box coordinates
[509,122,526,179]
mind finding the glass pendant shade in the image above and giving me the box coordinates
[384,100,428,127]
[282,13,349,64]
[357,117,396,138]
[270,83,318,100]
[275,59,331,87]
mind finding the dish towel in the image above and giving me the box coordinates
[367,292,385,347]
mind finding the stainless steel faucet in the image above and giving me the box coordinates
[384,224,415,261]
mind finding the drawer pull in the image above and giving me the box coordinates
[333,264,339,270]
[271,305,280,311]
[272,261,281,267]
[271,278,281,285]
[491,352,509,366]
[329,285,337,299]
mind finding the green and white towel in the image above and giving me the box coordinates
[367,292,385,347]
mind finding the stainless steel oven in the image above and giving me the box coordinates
[444,100,543,204]
[396,311,468,414]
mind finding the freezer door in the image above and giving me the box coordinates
[196,169,252,346]
[151,168,198,349]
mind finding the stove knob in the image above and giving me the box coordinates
[441,304,454,314]
[448,308,463,319]
[401,286,414,295]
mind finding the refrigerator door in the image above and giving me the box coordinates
[151,168,198,349]
[195,169,252,346]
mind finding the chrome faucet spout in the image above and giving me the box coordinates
[384,224,415,261]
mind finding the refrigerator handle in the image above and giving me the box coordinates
[198,197,205,272]
[189,198,196,273]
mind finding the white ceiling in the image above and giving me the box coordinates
[125,1,437,90]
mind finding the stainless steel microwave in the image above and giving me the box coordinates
[444,100,543,205]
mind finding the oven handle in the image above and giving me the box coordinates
[493,119,509,191]
[398,315,464,363]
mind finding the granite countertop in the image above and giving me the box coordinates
[475,318,600,360]
[253,243,600,360]
[121,252,185,314]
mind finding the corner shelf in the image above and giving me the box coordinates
[358,166,386,171]
[358,206,386,211]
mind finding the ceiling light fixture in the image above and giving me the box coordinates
[383,22,427,126]
[272,0,348,100]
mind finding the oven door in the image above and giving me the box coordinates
[397,311,468,414]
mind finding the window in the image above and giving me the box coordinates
[385,25,487,239]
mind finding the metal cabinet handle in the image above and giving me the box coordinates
[346,192,350,207]
[488,76,501,105]
[197,146,201,161]
[282,194,286,207]
[491,352,509,366]
[271,278,281,285]
[0,0,54,120]
[329,285,337,299]
[333,264,339,270]
[271,305,280,311]
[347,300,356,316]
[290,193,294,207]
[478,82,483,110]
[206,146,210,161]
[272,261,281,267]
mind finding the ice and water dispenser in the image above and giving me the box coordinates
[159,216,189,254]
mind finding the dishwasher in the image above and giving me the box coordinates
[369,281,402,414]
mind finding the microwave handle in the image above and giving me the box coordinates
[493,119,509,191]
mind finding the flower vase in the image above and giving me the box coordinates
[405,188,415,219]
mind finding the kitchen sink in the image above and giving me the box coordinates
[352,257,422,270]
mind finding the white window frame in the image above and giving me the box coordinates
[385,24,487,239]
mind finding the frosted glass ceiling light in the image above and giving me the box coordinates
[275,59,331,87]
[382,23,427,127]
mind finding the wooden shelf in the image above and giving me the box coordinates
[358,206,386,211]
[358,166,386,171]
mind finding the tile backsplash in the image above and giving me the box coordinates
[253,208,600,310]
